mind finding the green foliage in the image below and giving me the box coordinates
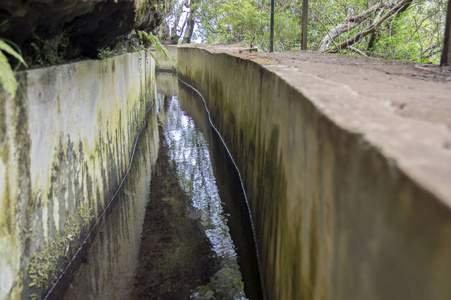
[0,39,27,98]
[200,0,272,49]
[369,1,446,63]
[304,0,446,63]
[176,0,447,64]
[30,30,71,66]
[98,46,123,59]
[138,30,176,67]
[123,189,134,196]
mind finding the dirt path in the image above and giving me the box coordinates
[195,45,451,129]
[259,51,451,128]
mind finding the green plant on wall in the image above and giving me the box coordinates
[137,30,175,67]
[30,29,71,66]
[27,200,94,299]
[0,38,28,98]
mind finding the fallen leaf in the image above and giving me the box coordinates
[246,55,256,59]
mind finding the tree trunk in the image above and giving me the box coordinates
[183,0,200,43]
[170,0,188,43]
[366,31,379,54]
[159,19,171,43]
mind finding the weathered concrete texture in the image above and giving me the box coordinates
[177,46,451,299]
[0,50,156,299]
[60,111,159,299]
[153,46,178,71]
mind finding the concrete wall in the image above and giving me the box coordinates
[177,47,451,299]
[0,51,156,299]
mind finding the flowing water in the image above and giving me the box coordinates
[49,73,262,300]
[159,73,262,299]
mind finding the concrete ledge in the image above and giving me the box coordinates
[177,46,451,299]
[0,51,158,299]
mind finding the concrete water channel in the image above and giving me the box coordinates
[49,73,263,299]
[3,46,451,300]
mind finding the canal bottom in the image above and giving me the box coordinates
[53,73,262,300]
[132,73,263,299]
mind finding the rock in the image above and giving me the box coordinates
[0,0,169,63]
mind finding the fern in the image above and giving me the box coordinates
[138,31,175,67]
[0,39,28,98]
[0,51,17,97]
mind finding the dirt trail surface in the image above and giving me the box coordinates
[186,45,451,205]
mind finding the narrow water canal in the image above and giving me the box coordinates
[51,73,262,299]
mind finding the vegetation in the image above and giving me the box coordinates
[27,200,93,300]
[138,30,176,67]
[0,38,28,98]
[156,0,449,64]
[97,30,175,68]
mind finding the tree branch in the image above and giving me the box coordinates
[347,46,368,56]
[323,0,413,53]
[319,2,385,51]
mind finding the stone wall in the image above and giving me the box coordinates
[0,50,156,299]
[177,47,451,300]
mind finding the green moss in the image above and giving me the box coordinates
[0,170,11,230]
[156,246,181,269]
[27,200,94,299]
[309,201,319,293]
[0,91,8,162]
[134,0,151,28]
[30,29,71,66]
[0,78,30,253]
[164,196,182,211]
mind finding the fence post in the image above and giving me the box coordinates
[440,0,451,67]
[441,0,451,66]
[270,0,275,52]
[301,0,308,50]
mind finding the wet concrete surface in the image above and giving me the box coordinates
[51,72,262,300]
[132,73,262,299]
[50,103,159,300]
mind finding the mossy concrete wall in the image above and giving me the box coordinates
[0,50,156,299]
[177,47,451,299]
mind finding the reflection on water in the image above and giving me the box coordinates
[158,73,263,299]
[165,95,246,299]
[51,73,261,300]
[166,97,238,261]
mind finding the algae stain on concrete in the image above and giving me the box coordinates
[27,200,94,299]
[0,92,9,163]
[253,125,291,299]
[0,50,156,299]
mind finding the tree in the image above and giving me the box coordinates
[159,0,449,64]
[319,0,414,53]
[156,0,201,44]
[183,0,201,43]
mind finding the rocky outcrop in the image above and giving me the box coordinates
[0,0,168,63]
